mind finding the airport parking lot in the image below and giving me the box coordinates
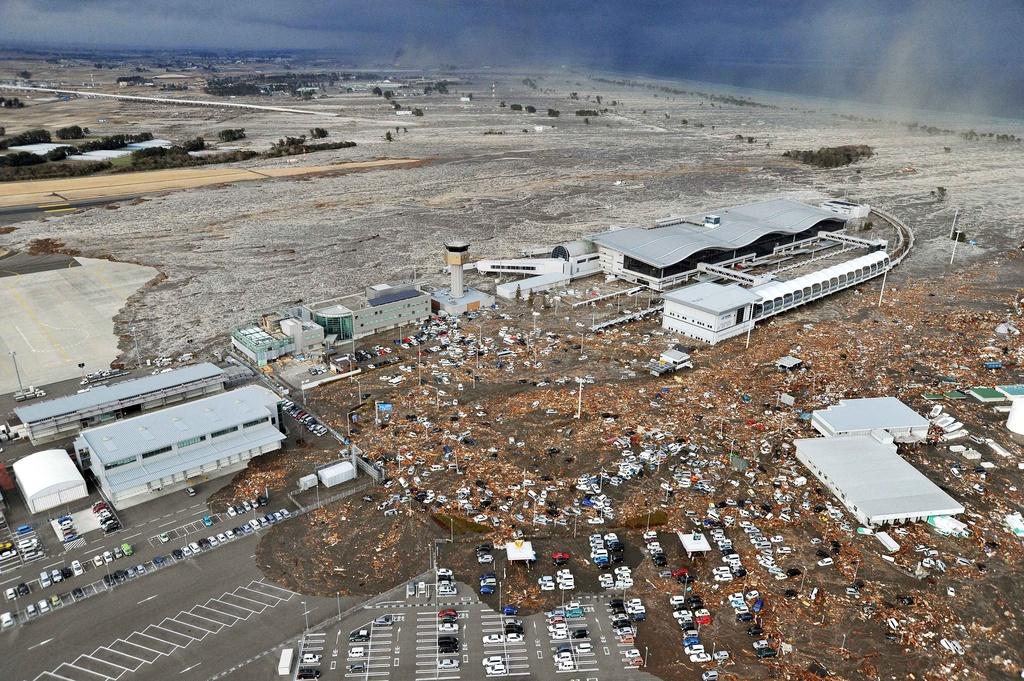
[274,577,656,681]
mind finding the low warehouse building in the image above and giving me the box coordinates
[317,460,356,487]
[811,397,929,440]
[795,430,963,526]
[13,449,88,514]
[14,363,226,445]
[496,272,571,300]
[74,386,284,509]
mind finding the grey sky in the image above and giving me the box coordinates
[2,1,1022,116]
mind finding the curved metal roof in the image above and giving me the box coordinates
[751,250,888,301]
[587,199,843,268]
[13,449,86,501]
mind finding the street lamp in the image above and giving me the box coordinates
[9,351,23,392]
[301,600,309,630]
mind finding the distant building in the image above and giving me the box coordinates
[811,397,930,440]
[819,199,871,219]
[14,363,226,445]
[795,430,963,526]
[304,283,431,344]
[432,242,495,315]
[75,386,284,509]
[279,318,325,356]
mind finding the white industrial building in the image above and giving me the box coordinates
[13,449,89,514]
[795,430,963,526]
[15,363,226,444]
[74,386,284,509]
[496,272,571,300]
[811,397,930,440]
[318,460,356,487]
[819,199,871,219]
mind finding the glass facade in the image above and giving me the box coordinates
[313,312,354,340]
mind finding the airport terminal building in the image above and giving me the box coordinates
[74,385,284,509]
[587,199,846,291]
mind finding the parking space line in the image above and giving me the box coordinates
[71,656,127,680]
[177,609,228,630]
[52,662,111,681]
[108,639,161,664]
[219,592,268,613]
[92,646,147,670]
[166,614,216,636]
[126,632,177,656]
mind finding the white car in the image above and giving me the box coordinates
[438,658,460,670]
[485,663,508,676]
[690,653,712,663]
[575,642,593,654]
[71,560,84,577]
[817,557,834,567]
[538,577,555,591]
[438,622,458,634]
[482,634,505,644]
[482,655,507,667]
[349,647,366,658]
[506,633,523,643]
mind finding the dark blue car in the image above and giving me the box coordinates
[502,605,519,616]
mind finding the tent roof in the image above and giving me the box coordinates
[13,449,86,500]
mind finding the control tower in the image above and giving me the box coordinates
[430,239,494,315]
[444,241,470,299]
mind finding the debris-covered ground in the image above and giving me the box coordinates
[239,255,1024,681]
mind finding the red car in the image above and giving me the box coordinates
[551,551,570,565]
[671,567,690,580]
[438,609,457,619]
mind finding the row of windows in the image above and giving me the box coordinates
[754,259,889,318]
[666,309,714,330]
[177,435,206,449]
[489,264,538,271]
[243,418,267,428]
[211,426,239,439]
[142,445,173,460]
[104,456,137,471]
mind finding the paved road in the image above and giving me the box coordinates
[0,195,129,226]
[5,532,340,681]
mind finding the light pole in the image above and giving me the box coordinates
[301,600,309,630]
[9,351,23,392]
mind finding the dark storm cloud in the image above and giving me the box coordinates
[2,0,1022,116]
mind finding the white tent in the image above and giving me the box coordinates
[13,449,88,514]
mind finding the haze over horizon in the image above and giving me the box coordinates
[2,0,1022,119]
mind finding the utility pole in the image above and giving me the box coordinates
[575,379,583,419]
[950,229,961,265]
[745,321,753,349]
[948,207,959,239]
[9,351,23,392]
[877,267,888,307]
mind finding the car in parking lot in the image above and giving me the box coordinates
[437,658,459,670]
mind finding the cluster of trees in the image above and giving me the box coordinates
[181,137,205,152]
[118,146,258,172]
[0,151,45,168]
[371,87,395,99]
[309,127,329,139]
[547,109,560,117]
[76,132,154,153]
[0,160,110,182]
[522,78,538,89]
[204,80,264,97]
[55,125,87,140]
[115,76,148,86]
[575,109,600,117]
[782,145,874,168]
[16,70,31,79]
[591,76,776,109]
[733,134,757,143]
[264,136,356,158]
[508,104,538,113]
[0,96,25,108]
[0,128,51,149]
[423,81,449,95]
[217,128,246,142]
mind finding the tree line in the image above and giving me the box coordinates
[782,145,874,168]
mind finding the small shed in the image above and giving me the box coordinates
[504,540,536,562]
[776,355,803,371]
[318,461,355,488]
[676,531,711,557]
